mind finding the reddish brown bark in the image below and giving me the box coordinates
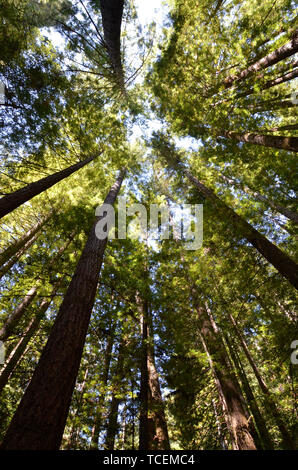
[197,306,256,450]
[223,31,298,88]
[221,130,298,152]
[0,170,125,450]
[183,168,298,289]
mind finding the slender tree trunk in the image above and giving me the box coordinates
[0,169,125,450]
[225,335,274,450]
[220,130,298,152]
[147,332,170,450]
[211,398,228,450]
[228,313,295,449]
[138,292,150,450]
[0,212,52,267]
[0,231,40,280]
[0,277,64,394]
[223,31,298,88]
[219,173,298,224]
[0,286,38,341]
[236,67,298,99]
[90,318,116,449]
[197,306,257,450]
[266,124,298,133]
[181,166,298,289]
[65,364,90,450]
[0,233,75,341]
[104,335,127,450]
[0,153,101,219]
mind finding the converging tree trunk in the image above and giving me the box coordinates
[0,169,125,450]
[99,0,125,88]
[0,231,40,281]
[0,277,64,394]
[179,164,298,289]
[223,31,298,88]
[197,306,257,450]
[220,130,298,152]
[90,317,117,450]
[0,212,53,267]
[228,313,295,450]
[0,153,101,219]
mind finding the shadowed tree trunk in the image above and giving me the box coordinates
[138,292,150,450]
[104,334,127,450]
[0,153,101,219]
[0,169,125,450]
[0,233,75,341]
[228,313,295,450]
[0,231,40,281]
[0,212,53,267]
[223,31,298,88]
[197,305,257,450]
[90,317,117,449]
[236,67,298,99]
[0,276,64,394]
[99,0,125,89]
[224,335,274,450]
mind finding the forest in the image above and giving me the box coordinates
[0,0,297,452]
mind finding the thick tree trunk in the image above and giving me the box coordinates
[223,31,298,88]
[219,173,298,224]
[99,0,125,88]
[0,277,64,394]
[197,306,257,450]
[0,170,125,450]
[0,153,100,219]
[0,212,52,267]
[220,130,298,152]
[182,167,298,289]
[90,319,116,450]
[228,313,295,450]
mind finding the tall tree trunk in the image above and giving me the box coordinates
[90,318,117,449]
[147,331,170,450]
[0,233,75,341]
[228,313,295,449]
[0,153,100,219]
[0,169,125,450]
[0,212,52,267]
[225,335,274,450]
[0,286,38,341]
[104,335,127,450]
[0,231,40,281]
[138,293,150,450]
[219,173,298,224]
[180,165,298,289]
[0,277,64,394]
[236,67,298,99]
[220,130,298,152]
[99,0,125,88]
[197,306,257,450]
[223,31,298,88]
